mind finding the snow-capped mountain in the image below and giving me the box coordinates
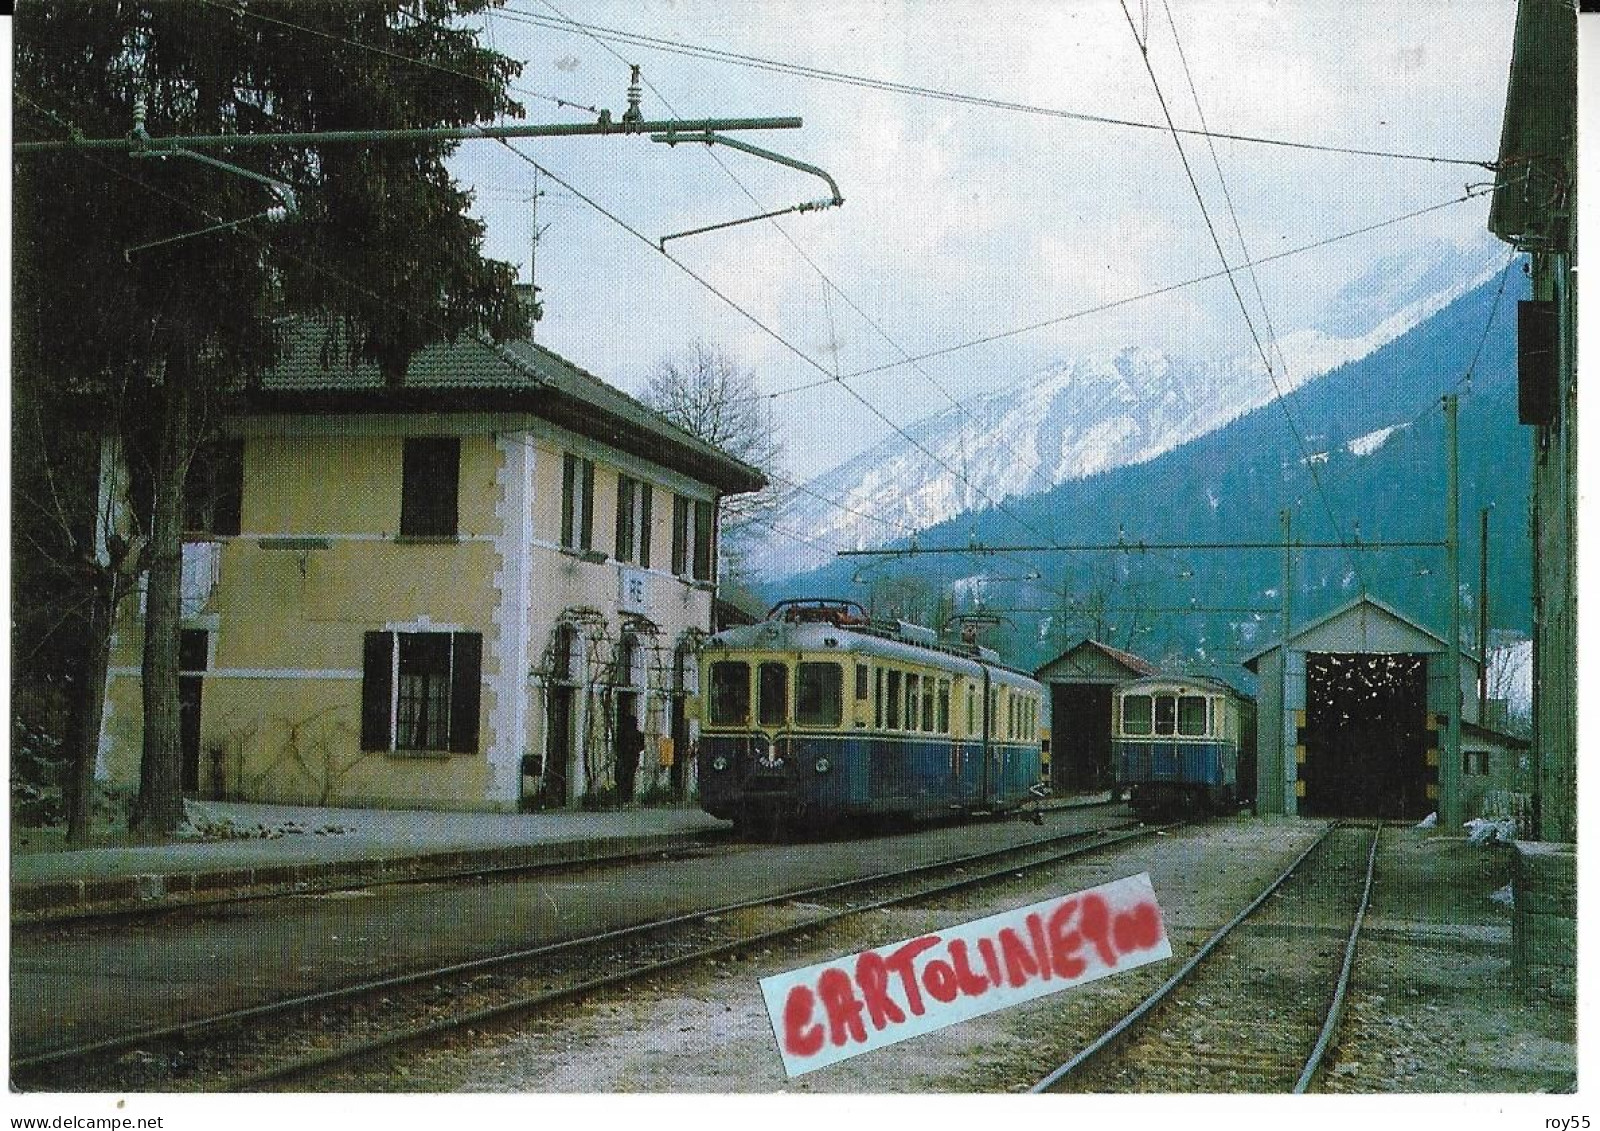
[753,239,1508,578]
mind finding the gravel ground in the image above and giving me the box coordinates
[334,819,1573,1095]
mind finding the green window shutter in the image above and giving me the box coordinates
[361,631,395,751]
[449,632,483,753]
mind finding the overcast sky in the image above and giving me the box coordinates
[448,1,1518,479]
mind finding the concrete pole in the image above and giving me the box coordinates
[1479,506,1491,727]
[1281,508,1295,816]
[1442,394,1463,828]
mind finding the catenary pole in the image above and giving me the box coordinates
[1442,394,1463,829]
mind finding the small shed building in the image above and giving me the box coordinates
[1034,639,1157,792]
[1243,596,1486,821]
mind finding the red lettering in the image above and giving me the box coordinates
[977,936,1003,985]
[1113,901,1164,953]
[817,967,868,1047]
[1079,893,1118,966]
[948,939,990,997]
[1025,913,1053,981]
[998,927,1041,987]
[921,959,959,1003]
[1046,898,1088,979]
[855,950,907,1031]
[783,984,824,1057]
[882,936,942,1017]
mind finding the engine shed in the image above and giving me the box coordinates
[1243,596,1485,821]
[1034,639,1157,793]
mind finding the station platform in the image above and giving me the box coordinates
[10,793,1112,924]
[10,800,731,924]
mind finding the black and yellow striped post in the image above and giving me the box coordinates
[1424,711,1442,805]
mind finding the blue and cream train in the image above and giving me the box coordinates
[696,599,1045,836]
[1112,674,1250,817]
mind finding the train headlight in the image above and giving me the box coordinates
[711,755,729,772]
[814,757,831,774]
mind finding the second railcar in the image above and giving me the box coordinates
[1112,674,1247,817]
[696,599,1044,836]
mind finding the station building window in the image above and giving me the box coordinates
[561,454,595,551]
[361,630,481,753]
[400,437,460,538]
[614,475,652,566]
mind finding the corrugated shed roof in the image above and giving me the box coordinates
[243,321,767,495]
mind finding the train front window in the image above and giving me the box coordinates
[1154,695,1177,735]
[709,662,750,726]
[1122,695,1153,736]
[758,662,789,727]
[1178,695,1208,736]
[797,662,843,727]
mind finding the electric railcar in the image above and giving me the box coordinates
[696,599,1045,837]
[1112,674,1248,817]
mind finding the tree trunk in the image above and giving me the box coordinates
[62,568,122,844]
[131,379,191,838]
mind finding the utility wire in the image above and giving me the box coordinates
[493,139,1067,562]
[532,0,1055,569]
[198,0,601,118]
[497,7,1494,169]
[1117,0,1365,594]
[765,188,1495,396]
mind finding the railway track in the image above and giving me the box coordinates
[1032,821,1381,1094]
[14,813,1162,1093]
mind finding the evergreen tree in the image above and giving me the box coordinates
[15,1,532,837]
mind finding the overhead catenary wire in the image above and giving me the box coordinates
[27,101,863,571]
[196,0,603,119]
[765,187,1497,397]
[492,139,1070,566]
[496,7,1495,170]
[530,0,1057,571]
[1115,0,1366,594]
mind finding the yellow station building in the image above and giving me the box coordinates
[98,325,765,812]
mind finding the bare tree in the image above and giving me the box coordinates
[642,341,786,533]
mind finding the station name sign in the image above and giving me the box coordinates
[760,873,1172,1077]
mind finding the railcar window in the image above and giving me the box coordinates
[966,685,976,733]
[798,663,844,727]
[758,662,789,727]
[855,663,869,701]
[875,668,885,728]
[887,670,903,729]
[938,680,951,733]
[1178,695,1208,736]
[1154,695,1177,736]
[1122,695,1153,736]
[922,679,936,731]
[709,662,750,726]
[906,673,921,733]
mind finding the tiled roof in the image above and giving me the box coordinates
[245,321,767,495]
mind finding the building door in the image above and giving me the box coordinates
[1302,652,1429,818]
[178,630,209,794]
[541,624,578,808]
